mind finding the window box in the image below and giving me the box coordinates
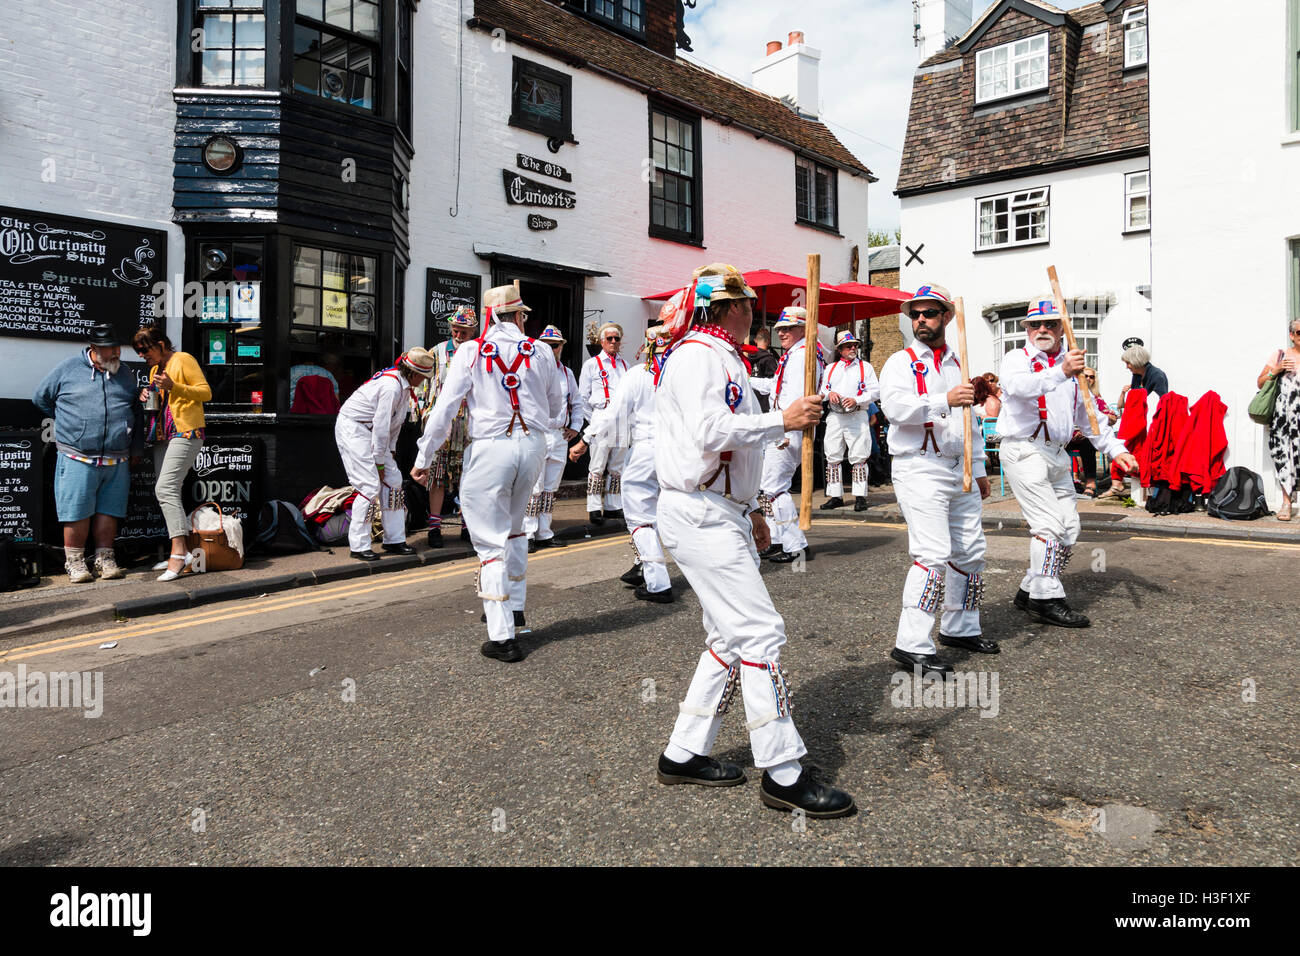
[648,103,701,245]
[795,156,838,232]
[509,57,573,141]
[976,187,1050,250]
[976,32,1048,104]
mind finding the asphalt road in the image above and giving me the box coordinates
[0,520,1296,866]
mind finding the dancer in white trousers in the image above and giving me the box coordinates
[577,322,629,523]
[335,348,435,561]
[753,307,823,563]
[879,283,996,677]
[523,325,582,551]
[413,286,563,663]
[820,329,880,512]
[998,298,1138,628]
[653,263,853,819]
[570,326,673,601]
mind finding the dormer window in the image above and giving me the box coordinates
[1123,6,1148,68]
[584,0,645,37]
[975,32,1048,104]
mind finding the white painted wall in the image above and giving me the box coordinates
[1148,0,1300,507]
[917,0,972,63]
[0,0,183,401]
[751,42,822,119]
[899,159,1152,401]
[407,2,870,363]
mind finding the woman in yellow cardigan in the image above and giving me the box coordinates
[133,326,212,581]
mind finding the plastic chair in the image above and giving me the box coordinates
[981,416,1004,495]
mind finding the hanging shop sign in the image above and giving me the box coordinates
[502,171,576,210]
[516,153,572,183]
[527,215,558,231]
[425,269,481,342]
[0,205,167,343]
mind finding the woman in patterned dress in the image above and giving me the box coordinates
[1259,318,1300,520]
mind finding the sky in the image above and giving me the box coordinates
[679,0,1094,234]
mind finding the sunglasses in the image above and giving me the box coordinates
[604,336,621,342]
[909,308,944,320]
[1025,320,1062,330]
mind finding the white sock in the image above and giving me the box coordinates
[95,547,114,561]
[767,759,802,786]
[65,547,84,565]
[663,743,696,764]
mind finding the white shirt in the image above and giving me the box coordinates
[554,365,582,432]
[752,338,823,412]
[585,363,655,447]
[879,341,987,477]
[415,322,564,467]
[997,346,1128,456]
[821,358,881,413]
[338,369,414,469]
[655,331,786,508]
[578,351,629,417]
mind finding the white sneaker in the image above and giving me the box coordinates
[66,560,94,584]
[94,550,126,580]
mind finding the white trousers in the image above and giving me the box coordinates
[523,430,567,541]
[621,440,670,593]
[657,489,807,768]
[335,418,406,553]
[824,411,872,498]
[586,433,627,512]
[892,454,987,655]
[1000,438,1080,600]
[759,432,806,553]
[460,431,547,643]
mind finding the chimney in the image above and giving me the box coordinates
[751,30,821,120]
[915,0,972,62]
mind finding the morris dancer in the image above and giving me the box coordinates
[413,286,563,663]
[998,299,1138,627]
[421,306,476,547]
[654,263,854,819]
[335,348,435,561]
[754,307,823,563]
[577,321,629,525]
[570,326,673,602]
[820,329,880,512]
[523,325,582,551]
[879,283,995,676]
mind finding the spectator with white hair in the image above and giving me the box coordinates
[1116,341,1168,413]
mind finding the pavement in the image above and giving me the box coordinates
[2,479,1296,642]
[1,516,1295,865]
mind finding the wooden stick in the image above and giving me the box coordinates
[1046,265,1100,436]
[799,254,821,532]
[955,297,973,493]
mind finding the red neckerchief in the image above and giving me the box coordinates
[694,324,739,350]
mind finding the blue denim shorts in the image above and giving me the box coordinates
[54,456,130,522]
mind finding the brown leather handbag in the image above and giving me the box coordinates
[186,501,244,572]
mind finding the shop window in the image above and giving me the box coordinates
[293,0,381,112]
[509,58,573,141]
[795,156,838,231]
[649,104,701,244]
[288,243,378,413]
[193,239,268,412]
[195,0,267,87]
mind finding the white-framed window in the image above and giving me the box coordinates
[1125,170,1150,230]
[1123,6,1148,68]
[975,32,1048,103]
[977,187,1050,250]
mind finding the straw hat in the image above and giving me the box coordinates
[448,305,478,329]
[834,329,860,351]
[1020,299,1062,325]
[773,306,807,330]
[538,324,566,344]
[399,347,437,378]
[482,285,531,322]
[899,282,955,314]
[693,263,756,302]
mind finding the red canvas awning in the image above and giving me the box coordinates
[642,271,912,326]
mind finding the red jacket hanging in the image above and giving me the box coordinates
[1113,387,1149,484]
[1172,391,1228,493]
[1141,392,1189,486]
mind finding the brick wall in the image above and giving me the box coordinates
[644,0,678,58]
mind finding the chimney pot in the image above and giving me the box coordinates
[765,40,783,55]
[788,31,805,46]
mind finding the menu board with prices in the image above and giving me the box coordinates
[0,432,42,547]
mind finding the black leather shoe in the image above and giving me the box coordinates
[819,496,844,510]
[759,542,783,559]
[889,647,954,677]
[620,563,645,586]
[588,511,606,526]
[1026,597,1091,628]
[635,585,674,604]
[604,508,624,522]
[769,549,801,563]
[481,639,523,663]
[384,543,416,555]
[513,610,527,629]
[656,753,745,787]
[535,536,565,549]
[426,528,443,549]
[760,769,855,818]
[854,497,869,512]
[938,632,1001,654]
[1014,588,1030,611]
[528,539,537,554]
[349,550,381,562]
[460,527,470,542]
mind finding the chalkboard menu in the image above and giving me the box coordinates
[0,205,167,344]
[183,437,264,530]
[118,456,168,542]
[424,269,481,343]
[0,432,42,547]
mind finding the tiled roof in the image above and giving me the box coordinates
[867,244,899,272]
[897,0,1147,195]
[469,0,874,179]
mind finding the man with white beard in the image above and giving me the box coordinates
[997,298,1138,628]
[577,321,629,525]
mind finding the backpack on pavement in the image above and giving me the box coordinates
[1206,466,1270,520]
[253,500,319,553]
